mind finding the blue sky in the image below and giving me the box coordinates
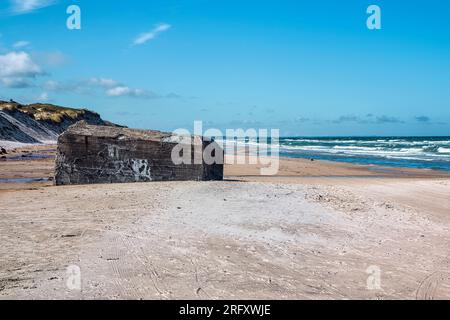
[0,0,449,136]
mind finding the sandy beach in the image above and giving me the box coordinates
[1,146,449,299]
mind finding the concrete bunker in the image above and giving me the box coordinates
[55,122,223,185]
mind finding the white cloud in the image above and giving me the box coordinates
[13,40,30,48]
[106,86,133,97]
[0,52,170,100]
[1,77,34,88]
[43,79,91,94]
[44,78,158,99]
[89,77,120,88]
[89,78,158,98]
[0,51,42,78]
[0,51,44,88]
[133,23,171,46]
[106,86,156,99]
[10,0,56,14]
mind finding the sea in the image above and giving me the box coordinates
[223,136,450,172]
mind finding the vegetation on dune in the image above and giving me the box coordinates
[0,100,121,143]
[0,100,100,124]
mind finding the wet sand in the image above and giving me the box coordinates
[0,146,449,299]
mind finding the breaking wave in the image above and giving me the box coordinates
[277,137,450,171]
[222,136,450,171]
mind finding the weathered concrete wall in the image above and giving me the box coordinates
[55,122,223,185]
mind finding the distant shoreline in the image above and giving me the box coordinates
[1,145,449,193]
[2,135,450,175]
[256,136,450,172]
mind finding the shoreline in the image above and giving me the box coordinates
[2,142,450,176]
[225,155,450,180]
[0,144,449,194]
[1,145,449,187]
